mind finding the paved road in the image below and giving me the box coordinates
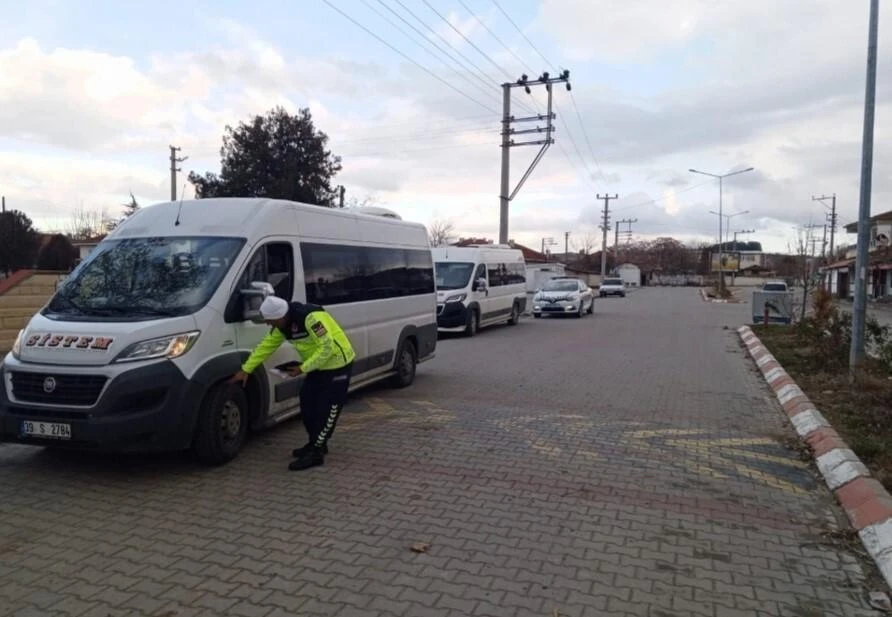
[0,289,882,617]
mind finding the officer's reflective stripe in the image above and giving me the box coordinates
[314,404,342,447]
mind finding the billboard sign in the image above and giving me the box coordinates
[710,252,740,273]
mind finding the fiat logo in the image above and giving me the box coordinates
[42,377,57,394]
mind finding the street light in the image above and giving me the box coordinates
[690,167,755,295]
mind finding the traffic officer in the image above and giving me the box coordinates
[228,295,356,471]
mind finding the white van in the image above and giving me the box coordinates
[432,245,527,336]
[0,198,437,464]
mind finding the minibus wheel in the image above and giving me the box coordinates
[390,339,417,388]
[193,382,249,465]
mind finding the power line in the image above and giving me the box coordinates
[491,0,555,69]
[421,0,513,82]
[320,0,497,114]
[389,0,535,116]
[569,90,605,183]
[365,0,502,109]
[612,180,716,213]
[457,0,529,71]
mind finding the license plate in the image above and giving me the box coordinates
[21,420,72,440]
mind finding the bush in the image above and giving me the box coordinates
[796,287,891,372]
[36,234,78,271]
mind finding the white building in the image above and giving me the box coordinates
[616,263,641,287]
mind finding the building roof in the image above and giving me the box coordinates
[70,235,106,246]
[450,238,550,263]
[844,209,892,233]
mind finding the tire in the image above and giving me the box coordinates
[575,303,584,318]
[464,308,479,337]
[533,313,542,319]
[193,382,249,465]
[390,339,417,388]
[587,298,594,314]
[507,303,520,326]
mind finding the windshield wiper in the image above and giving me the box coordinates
[102,305,181,317]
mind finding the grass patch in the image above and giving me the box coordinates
[753,323,892,491]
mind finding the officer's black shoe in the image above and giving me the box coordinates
[292,443,327,458]
[288,447,324,471]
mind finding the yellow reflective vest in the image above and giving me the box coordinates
[241,303,356,375]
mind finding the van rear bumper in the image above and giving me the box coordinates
[0,358,203,453]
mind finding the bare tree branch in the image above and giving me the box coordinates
[67,204,116,240]
[428,219,456,247]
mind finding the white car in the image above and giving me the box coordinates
[532,277,595,318]
[762,280,789,292]
[598,277,626,297]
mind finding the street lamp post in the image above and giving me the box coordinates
[690,167,755,295]
[709,209,750,283]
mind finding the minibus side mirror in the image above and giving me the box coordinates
[239,281,275,323]
[473,278,488,292]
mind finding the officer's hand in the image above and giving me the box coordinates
[228,370,249,387]
[289,365,303,377]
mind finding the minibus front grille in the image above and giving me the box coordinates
[10,372,107,406]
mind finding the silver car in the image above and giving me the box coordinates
[532,277,595,318]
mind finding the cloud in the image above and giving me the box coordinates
[1,1,890,257]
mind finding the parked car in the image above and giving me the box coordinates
[762,280,789,292]
[532,277,595,318]
[598,277,626,297]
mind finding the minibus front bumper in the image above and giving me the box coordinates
[0,356,204,453]
[436,301,469,328]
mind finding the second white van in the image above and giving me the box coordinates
[432,245,527,336]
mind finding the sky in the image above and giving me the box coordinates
[0,0,890,254]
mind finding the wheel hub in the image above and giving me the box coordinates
[220,400,241,439]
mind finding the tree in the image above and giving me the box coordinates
[37,234,78,271]
[122,192,140,218]
[0,210,40,274]
[428,220,456,247]
[68,204,116,240]
[189,106,342,206]
[344,193,381,209]
[789,226,820,322]
[571,232,599,256]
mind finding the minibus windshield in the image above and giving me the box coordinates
[435,262,474,290]
[45,236,245,320]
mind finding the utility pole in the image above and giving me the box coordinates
[598,194,618,278]
[852,0,880,373]
[541,237,556,258]
[338,185,346,208]
[499,71,571,244]
[813,194,838,258]
[614,217,637,268]
[169,146,188,202]
[564,231,571,260]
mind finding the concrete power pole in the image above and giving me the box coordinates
[852,0,880,373]
[564,231,570,260]
[339,186,346,208]
[169,146,189,202]
[499,71,571,244]
[597,194,618,277]
[813,193,838,258]
[614,217,637,270]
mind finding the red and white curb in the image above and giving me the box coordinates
[739,325,892,586]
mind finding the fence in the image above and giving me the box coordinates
[648,274,705,287]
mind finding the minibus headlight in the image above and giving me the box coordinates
[445,293,467,303]
[10,330,23,359]
[113,331,200,363]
